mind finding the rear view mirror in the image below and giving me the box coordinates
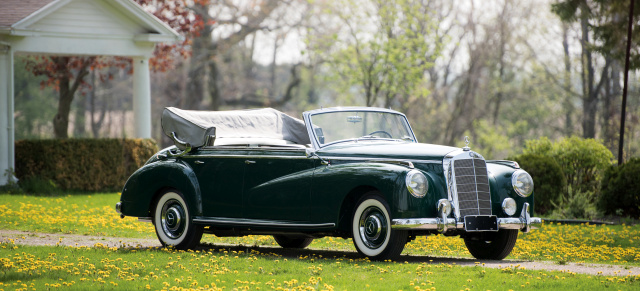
[347,116,362,123]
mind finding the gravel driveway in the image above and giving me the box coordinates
[1,229,638,277]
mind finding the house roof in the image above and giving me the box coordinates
[0,0,56,27]
[0,0,179,42]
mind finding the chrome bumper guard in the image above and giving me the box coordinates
[115,202,123,217]
[392,202,541,233]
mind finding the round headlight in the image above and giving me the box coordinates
[502,198,517,216]
[512,170,534,197]
[406,170,428,198]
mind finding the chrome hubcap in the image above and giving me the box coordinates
[359,206,388,249]
[161,199,186,239]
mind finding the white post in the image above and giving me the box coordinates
[0,45,14,185]
[132,56,151,138]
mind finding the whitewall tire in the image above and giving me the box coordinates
[153,190,203,250]
[351,193,407,260]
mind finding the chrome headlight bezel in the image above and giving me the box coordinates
[512,169,534,197]
[406,170,428,198]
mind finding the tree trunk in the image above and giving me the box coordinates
[562,23,574,135]
[73,84,86,137]
[52,57,90,139]
[90,69,109,138]
[185,2,210,110]
[580,5,597,138]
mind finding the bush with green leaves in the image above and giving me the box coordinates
[509,153,566,215]
[523,136,613,194]
[548,187,600,220]
[598,158,640,219]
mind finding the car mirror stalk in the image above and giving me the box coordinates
[306,149,330,166]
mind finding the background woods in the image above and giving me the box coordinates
[14,0,640,161]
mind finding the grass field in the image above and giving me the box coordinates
[1,242,639,290]
[0,193,639,290]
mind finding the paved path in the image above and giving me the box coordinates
[1,229,638,277]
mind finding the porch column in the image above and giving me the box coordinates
[0,44,15,185]
[132,56,151,138]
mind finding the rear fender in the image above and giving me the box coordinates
[120,159,202,217]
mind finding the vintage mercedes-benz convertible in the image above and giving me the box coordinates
[116,106,540,260]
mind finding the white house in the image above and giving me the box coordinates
[0,0,180,185]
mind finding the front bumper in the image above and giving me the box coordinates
[392,202,541,233]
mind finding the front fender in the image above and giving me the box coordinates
[120,159,202,218]
[487,163,535,216]
[310,162,430,225]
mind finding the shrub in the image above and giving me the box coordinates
[598,158,640,219]
[509,153,566,215]
[548,188,600,220]
[523,136,613,193]
[14,138,157,193]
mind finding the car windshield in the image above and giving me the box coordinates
[309,110,415,146]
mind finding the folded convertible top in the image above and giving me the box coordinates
[161,107,311,149]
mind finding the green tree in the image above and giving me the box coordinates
[312,0,441,107]
[553,0,640,69]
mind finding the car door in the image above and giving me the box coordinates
[183,148,246,218]
[242,148,314,222]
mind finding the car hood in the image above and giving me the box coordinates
[316,141,459,162]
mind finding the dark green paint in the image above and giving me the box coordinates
[120,142,533,233]
[120,155,201,217]
[487,162,535,216]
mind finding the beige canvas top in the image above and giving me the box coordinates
[161,107,311,149]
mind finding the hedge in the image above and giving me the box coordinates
[15,138,158,192]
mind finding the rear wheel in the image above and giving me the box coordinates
[464,229,518,260]
[273,235,314,249]
[351,192,407,261]
[153,190,203,250]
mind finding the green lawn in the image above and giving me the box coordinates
[1,243,638,290]
[0,193,638,265]
[0,193,639,290]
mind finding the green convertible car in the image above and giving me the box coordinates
[116,106,540,260]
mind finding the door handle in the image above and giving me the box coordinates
[194,160,204,164]
[245,160,256,164]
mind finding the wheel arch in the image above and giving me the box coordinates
[336,185,380,232]
[120,160,203,217]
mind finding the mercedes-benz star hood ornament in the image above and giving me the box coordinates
[463,136,471,151]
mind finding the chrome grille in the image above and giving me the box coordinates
[454,158,491,216]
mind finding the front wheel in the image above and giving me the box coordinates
[153,190,203,250]
[273,235,314,249]
[464,229,518,260]
[351,193,407,261]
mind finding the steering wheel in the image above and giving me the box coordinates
[368,130,392,138]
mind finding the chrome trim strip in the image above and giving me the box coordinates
[138,217,152,223]
[487,160,520,169]
[193,217,335,228]
[322,156,441,164]
[183,154,441,164]
[369,160,414,168]
[182,155,308,160]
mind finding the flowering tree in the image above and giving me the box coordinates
[23,0,204,138]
